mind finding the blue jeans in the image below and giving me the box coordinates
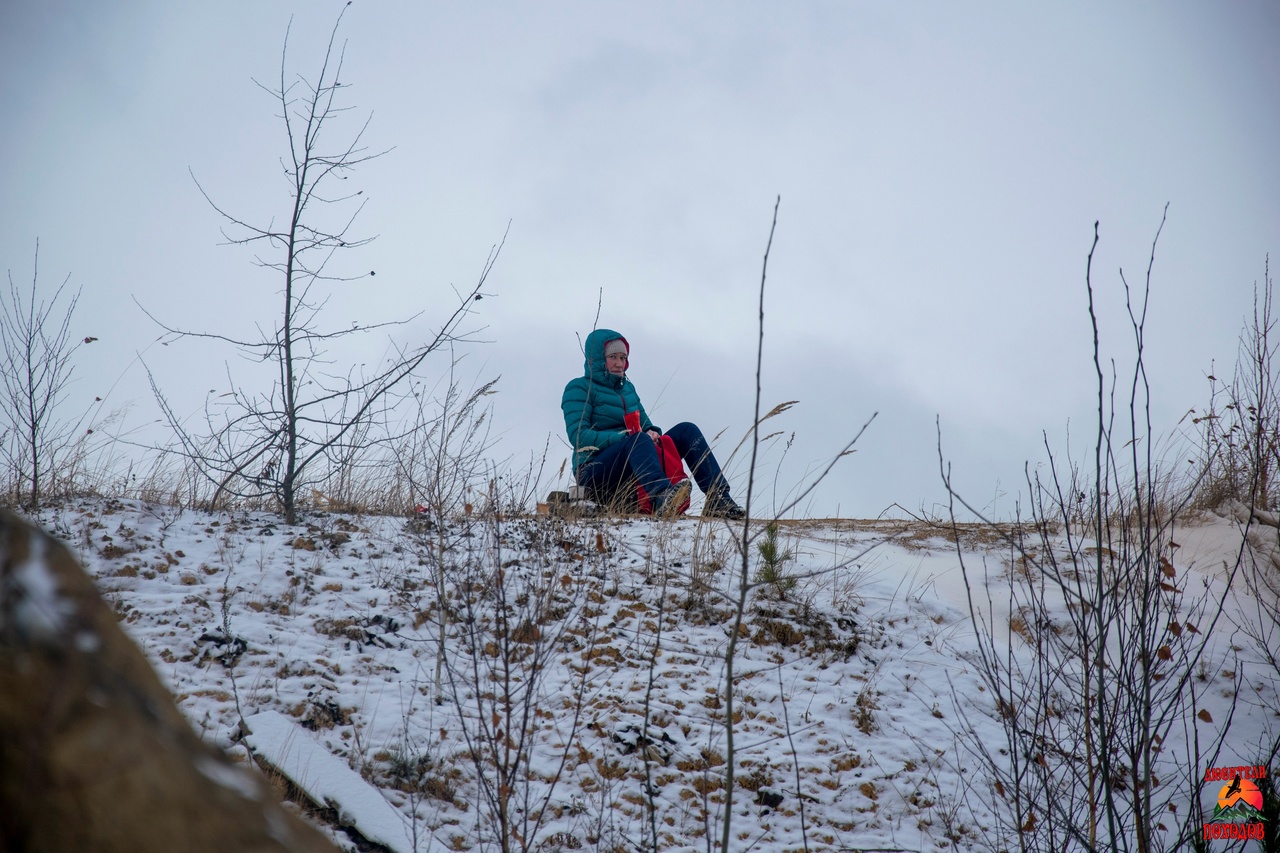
[576,421,729,502]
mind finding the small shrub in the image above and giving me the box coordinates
[374,745,460,805]
[753,523,796,600]
[101,543,131,560]
[853,688,879,735]
[750,618,804,646]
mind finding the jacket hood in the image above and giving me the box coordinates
[583,328,628,386]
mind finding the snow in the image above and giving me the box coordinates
[27,497,1280,851]
[243,710,415,853]
[2,527,71,639]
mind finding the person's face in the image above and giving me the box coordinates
[606,351,628,376]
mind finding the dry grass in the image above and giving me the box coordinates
[775,516,1025,551]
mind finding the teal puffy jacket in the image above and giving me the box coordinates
[562,328,660,477]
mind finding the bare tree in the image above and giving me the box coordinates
[437,504,598,853]
[0,240,95,509]
[1191,257,1279,513]
[1205,258,1280,850]
[698,197,877,853]
[942,213,1242,852]
[143,7,496,523]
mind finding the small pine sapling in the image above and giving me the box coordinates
[753,522,796,600]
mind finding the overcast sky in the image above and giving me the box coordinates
[3,1,1278,519]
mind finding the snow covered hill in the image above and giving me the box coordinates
[22,498,1276,852]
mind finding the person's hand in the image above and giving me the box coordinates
[646,429,661,444]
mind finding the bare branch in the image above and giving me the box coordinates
[145,8,498,525]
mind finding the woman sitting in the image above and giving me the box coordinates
[561,328,746,519]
